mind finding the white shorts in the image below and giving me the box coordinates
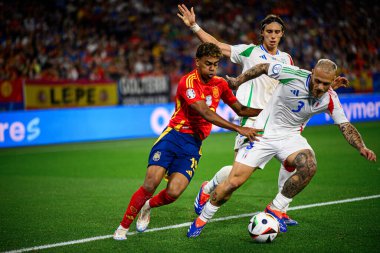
[234,117,257,150]
[235,134,313,169]
[234,134,250,150]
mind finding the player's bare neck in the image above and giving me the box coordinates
[263,44,278,55]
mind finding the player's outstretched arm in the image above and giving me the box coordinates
[229,101,262,117]
[177,4,231,57]
[226,63,269,90]
[338,122,377,161]
[190,100,262,142]
[331,76,350,90]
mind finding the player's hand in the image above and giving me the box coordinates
[226,75,239,90]
[331,76,349,90]
[359,147,377,162]
[237,127,263,142]
[177,4,196,27]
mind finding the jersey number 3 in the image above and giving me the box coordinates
[292,101,305,113]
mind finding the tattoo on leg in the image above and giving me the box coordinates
[211,192,217,202]
[282,150,317,198]
[211,190,228,206]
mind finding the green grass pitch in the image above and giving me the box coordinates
[1,122,379,252]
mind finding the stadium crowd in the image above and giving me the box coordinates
[1,0,379,86]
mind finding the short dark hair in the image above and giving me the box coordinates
[260,14,285,32]
[196,42,223,59]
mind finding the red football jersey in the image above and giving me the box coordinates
[168,69,237,140]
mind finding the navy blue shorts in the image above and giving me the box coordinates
[148,127,202,182]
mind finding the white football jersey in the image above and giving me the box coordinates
[253,63,349,138]
[230,44,293,127]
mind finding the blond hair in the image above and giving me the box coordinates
[315,59,337,73]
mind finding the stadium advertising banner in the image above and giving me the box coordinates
[24,80,118,109]
[0,94,379,148]
[118,74,171,105]
[0,79,24,111]
[0,79,23,103]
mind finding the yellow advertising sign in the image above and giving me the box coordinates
[351,72,373,92]
[24,81,118,109]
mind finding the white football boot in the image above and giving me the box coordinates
[136,200,151,232]
[113,225,128,240]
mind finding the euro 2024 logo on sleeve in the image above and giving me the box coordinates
[186,89,196,99]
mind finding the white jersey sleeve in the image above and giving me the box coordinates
[230,44,257,66]
[326,90,349,124]
[267,63,303,81]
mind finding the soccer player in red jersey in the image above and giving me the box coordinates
[113,42,263,240]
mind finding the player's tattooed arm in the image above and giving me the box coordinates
[339,122,377,161]
[339,122,365,150]
[226,63,269,90]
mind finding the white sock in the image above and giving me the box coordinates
[118,225,129,231]
[144,199,151,210]
[204,165,233,194]
[272,192,292,212]
[277,164,296,193]
[199,201,220,222]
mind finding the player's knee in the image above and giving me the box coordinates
[165,188,181,199]
[142,177,159,193]
[142,182,156,193]
[295,150,317,179]
[306,150,317,176]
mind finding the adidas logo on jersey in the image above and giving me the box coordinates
[290,89,300,96]
[259,55,267,60]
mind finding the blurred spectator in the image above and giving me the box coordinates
[0,0,379,94]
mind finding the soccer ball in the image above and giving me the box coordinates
[248,212,279,243]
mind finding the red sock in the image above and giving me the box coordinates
[149,189,177,208]
[120,186,153,229]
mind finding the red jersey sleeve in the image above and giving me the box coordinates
[177,74,204,105]
[219,79,238,106]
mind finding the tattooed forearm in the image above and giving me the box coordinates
[227,63,269,89]
[236,63,269,85]
[282,150,317,198]
[339,122,365,150]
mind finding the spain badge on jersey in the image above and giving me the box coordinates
[212,86,219,98]
[153,151,161,161]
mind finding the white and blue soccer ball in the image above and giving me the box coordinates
[248,212,279,243]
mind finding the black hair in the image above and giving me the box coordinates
[196,42,223,59]
[260,14,286,32]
